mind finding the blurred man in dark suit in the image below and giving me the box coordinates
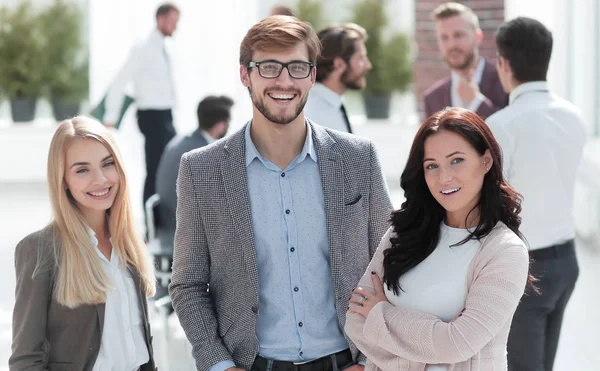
[423,2,507,119]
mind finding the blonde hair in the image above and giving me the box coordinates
[239,15,321,66]
[45,116,155,308]
[431,2,480,30]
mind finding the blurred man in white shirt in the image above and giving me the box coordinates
[486,17,586,371]
[304,23,372,133]
[104,3,180,207]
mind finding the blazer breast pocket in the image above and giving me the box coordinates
[344,194,363,207]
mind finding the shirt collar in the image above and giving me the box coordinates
[151,29,165,41]
[311,82,343,109]
[451,57,486,86]
[87,227,117,265]
[509,81,549,104]
[200,130,216,144]
[244,120,317,168]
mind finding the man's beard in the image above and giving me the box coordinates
[249,87,307,125]
[445,47,476,71]
[341,68,367,91]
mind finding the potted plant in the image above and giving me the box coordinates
[0,1,45,123]
[351,0,413,119]
[39,0,88,121]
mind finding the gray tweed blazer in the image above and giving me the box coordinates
[169,120,393,370]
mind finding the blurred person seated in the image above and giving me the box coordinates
[155,95,233,252]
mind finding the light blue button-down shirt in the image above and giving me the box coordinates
[211,122,349,371]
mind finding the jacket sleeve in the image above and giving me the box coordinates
[9,234,52,371]
[169,153,234,371]
[346,141,393,365]
[355,240,529,365]
[345,229,425,371]
[367,141,393,260]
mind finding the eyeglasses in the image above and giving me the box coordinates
[248,60,314,79]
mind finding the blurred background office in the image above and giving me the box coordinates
[0,0,598,370]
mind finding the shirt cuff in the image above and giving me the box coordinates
[468,92,486,112]
[209,360,236,371]
[358,360,367,366]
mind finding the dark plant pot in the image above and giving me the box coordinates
[51,97,80,121]
[10,97,37,123]
[363,93,392,119]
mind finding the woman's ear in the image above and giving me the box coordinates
[483,149,493,172]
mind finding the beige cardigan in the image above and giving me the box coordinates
[344,222,529,371]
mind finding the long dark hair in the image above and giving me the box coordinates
[383,108,525,295]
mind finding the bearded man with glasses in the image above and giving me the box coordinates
[169,15,392,371]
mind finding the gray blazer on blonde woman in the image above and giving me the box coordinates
[169,120,393,370]
[10,225,157,371]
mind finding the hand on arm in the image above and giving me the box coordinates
[457,68,480,107]
[348,272,389,318]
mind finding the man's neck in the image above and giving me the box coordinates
[320,78,345,96]
[156,27,167,38]
[250,111,307,170]
[454,55,481,77]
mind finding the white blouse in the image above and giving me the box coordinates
[90,232,149,371]
[385,223,480,371]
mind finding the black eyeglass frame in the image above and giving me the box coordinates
[248,60,315,79]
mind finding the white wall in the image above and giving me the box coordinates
[90,0,259,135]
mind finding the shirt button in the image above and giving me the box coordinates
[285,209,290,214]
[251,306,259,314]
[298,322,303,327]
[300,351,303,356]
[290,247,295,252]
[294,286,299,292]
[281,172,286,177]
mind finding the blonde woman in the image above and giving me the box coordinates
[10,116,157,371]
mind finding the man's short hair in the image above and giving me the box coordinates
[197,96,234,131]
[315,23,367,82]
[431,2,480,30]
[239,16,321,67]
[270,5,295,17]
[495,17,553,82]
[156,2,179,18]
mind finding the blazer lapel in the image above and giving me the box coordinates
[478,58,494,96]
[220,125,259,299]
[311,122,344,285]
[441,79,452,108]
[96,302,105,339]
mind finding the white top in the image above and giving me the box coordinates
[486,82,586,250]
[450,57,486,112]
[89,231,149,371]
[304,82,351,133]
[105,29,176,123]
[385,223,480,371]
